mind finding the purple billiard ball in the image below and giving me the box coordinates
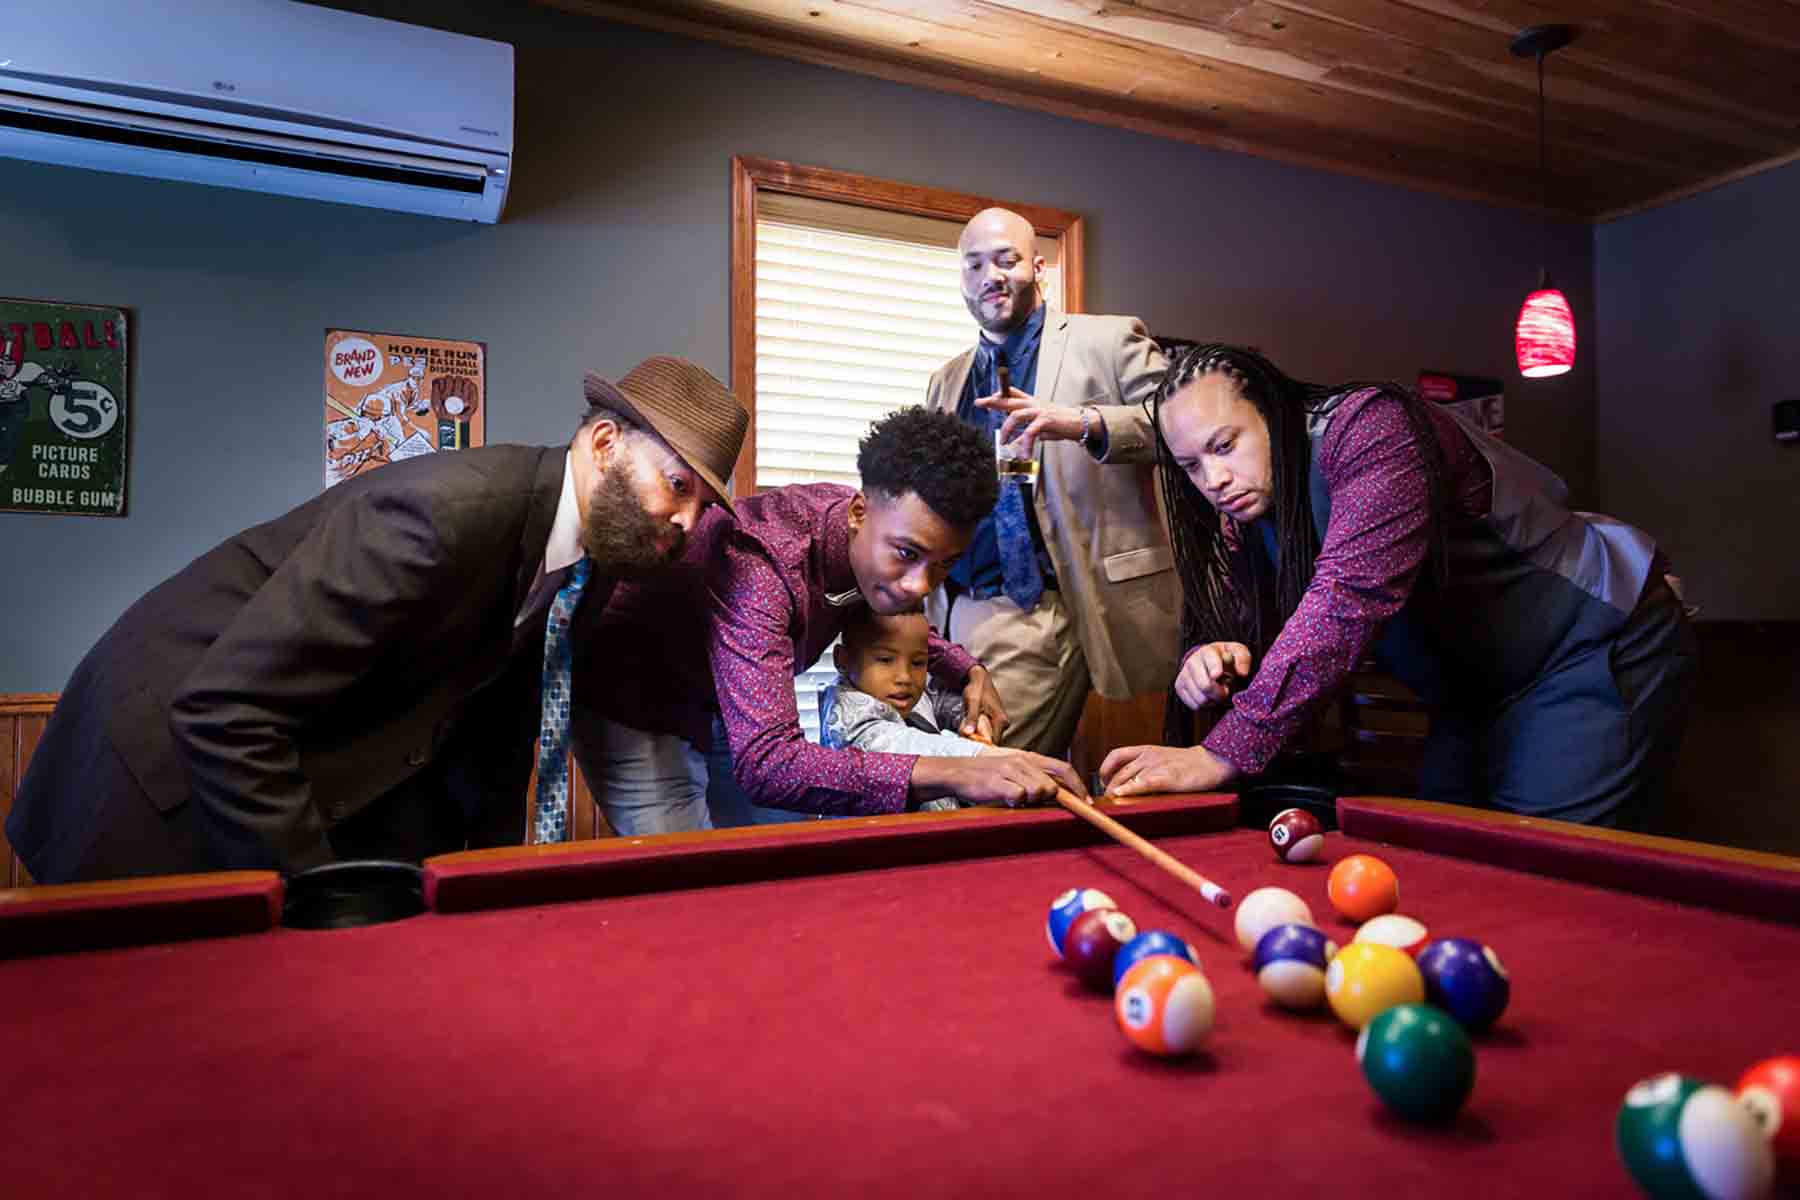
[1416,938,1510,1031]
[1253,922,1337,1010]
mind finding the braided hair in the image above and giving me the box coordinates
[1150,342,1451,745]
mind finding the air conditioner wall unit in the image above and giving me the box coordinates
[0,0,514,223]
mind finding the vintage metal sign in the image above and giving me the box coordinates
[1,298,130,517]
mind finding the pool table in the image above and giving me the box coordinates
[4,794,1797,1199]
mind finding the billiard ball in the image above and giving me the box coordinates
[1115,955,1215,1056]
[1616,1073,1774,1200]
[1737,1055,1800,1169]
[1327,854,1400,923]
[1268,807,1325,863]
[1325,941,1425,1029]
[1063,908,1138,990]
[1353,914,1430,957]
[1046,887,1117,957]
[1112,930,1199,990]
[1356,1003,1476,1122]
[1234,886,1316,953]
[1415,938,1511,1032]
[1252,922,1337,1010]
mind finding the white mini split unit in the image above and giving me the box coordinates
[0,0,514,222]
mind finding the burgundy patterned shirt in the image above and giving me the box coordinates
[1202,389,1490,775]
[709,483,979,815]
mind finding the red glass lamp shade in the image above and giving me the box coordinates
[1516,287,1576,378]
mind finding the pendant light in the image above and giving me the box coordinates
[1511,24,1577,378]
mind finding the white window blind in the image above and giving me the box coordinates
[751,195,1061,740]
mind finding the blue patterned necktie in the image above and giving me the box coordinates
[984,343,1045,611]
[532,556,592,843]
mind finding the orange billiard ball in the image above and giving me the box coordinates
[1328,854,1399,923]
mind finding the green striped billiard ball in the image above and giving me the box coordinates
[1355,1003,1475,1122]
[1615,1073,1774,1200]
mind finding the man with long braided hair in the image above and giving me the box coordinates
[1101,343,1695,828]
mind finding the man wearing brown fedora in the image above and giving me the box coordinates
[8,357,747,883]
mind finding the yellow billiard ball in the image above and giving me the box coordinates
[1325,942,1425,1029]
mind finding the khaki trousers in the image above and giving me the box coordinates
[944,589,1089,758]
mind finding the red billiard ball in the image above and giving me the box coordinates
[1738,1055,1800,1169]
[1063,908,1138,989]
[1268,808,1325,863]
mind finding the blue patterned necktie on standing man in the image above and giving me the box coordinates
[984,341,1045,612]
[532,556,592,843]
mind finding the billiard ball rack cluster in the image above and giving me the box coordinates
[1041,809,1796,1199]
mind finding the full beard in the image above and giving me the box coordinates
[580,460,681,578]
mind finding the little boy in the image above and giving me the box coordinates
[818,609,992,810]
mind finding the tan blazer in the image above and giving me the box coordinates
[925,310,1180,698]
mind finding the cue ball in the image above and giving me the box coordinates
[1415,938,1511,1032]
[1327,854,1400,923]
[1354,914,1430,957]
[1356,1003,1476,1122]
[1063,908,1138,990]
[1737,1055,1800,1169]
[1325,942,1425,1029]
[1616,1073,1774,1200]
[1268,807,1325,863]
[1046,887,1117,957]
[1252,922,1337,1010]
[1234,886,1315,953]
[1115,955,1215,1057]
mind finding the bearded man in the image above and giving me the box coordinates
[8,357,746,882]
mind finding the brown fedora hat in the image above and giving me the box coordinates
[582,357,749,515]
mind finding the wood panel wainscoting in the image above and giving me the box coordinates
[0,693,54,887]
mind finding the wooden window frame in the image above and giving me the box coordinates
[729,155,1086,495]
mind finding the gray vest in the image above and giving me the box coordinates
[1284,394,1657,712]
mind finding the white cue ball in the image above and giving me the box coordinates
[1234,886,1315,953]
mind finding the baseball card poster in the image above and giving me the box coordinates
[324,329,486,488]
[1,298,130,517]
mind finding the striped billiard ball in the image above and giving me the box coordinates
[1616,1073,1773,1200]
[1045,887,1117,957]
[1268,807,1325,863]
[1253,922,1337,1010]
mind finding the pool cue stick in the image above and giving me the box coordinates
[1054,788,1234,909]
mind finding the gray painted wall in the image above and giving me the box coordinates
[1,8,1593,691]
[1595,161,1800,621]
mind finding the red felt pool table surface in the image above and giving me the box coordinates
[3,794,1798,1200]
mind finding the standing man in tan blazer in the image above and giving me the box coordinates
[924,207,1180,756]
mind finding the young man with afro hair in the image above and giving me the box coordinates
[573,406,1085,830]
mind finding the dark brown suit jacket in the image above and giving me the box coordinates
[9,445,590,881]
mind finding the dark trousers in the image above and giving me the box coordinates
[1417,573,1698,829]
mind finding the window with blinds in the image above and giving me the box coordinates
[751,194,1062,740]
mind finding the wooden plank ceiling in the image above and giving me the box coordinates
[537,0,1800,218]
